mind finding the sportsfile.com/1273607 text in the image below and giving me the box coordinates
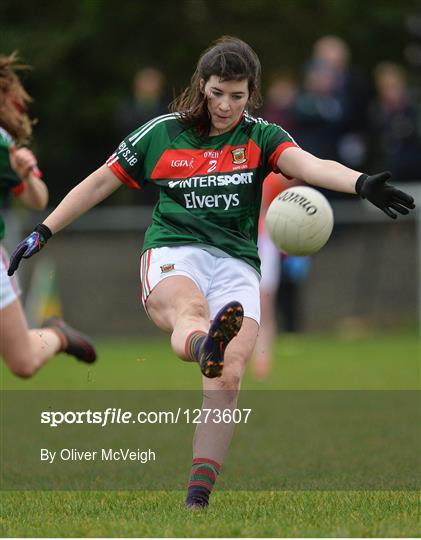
[40,407,253,428]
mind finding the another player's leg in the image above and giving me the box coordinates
[42,317,97,363]
[0,299,96,377]
[252,232,281,380]
[252,288,276,380]
[1,298,61,377]
[185,317,259,508]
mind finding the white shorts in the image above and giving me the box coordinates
[140,246,261,324]
[258,232,281,293]
[0,244,21,310]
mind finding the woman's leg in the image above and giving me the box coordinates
[146,273,257,508]
[146,275,210,360]
[0,298,61,378]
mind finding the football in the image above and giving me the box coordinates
[265,186,334,256]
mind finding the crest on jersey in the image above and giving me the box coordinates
[231,147,247,165]
[160,264,175,273]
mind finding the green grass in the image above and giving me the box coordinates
[1,329,420,537]
[1,327,419,390]
[1,491,419,537]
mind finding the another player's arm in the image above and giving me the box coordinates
[43,165,121,233]
[15,170,48,210]
[276,147,415,218]
[10,146,48,210]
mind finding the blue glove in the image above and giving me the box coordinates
[8,223,52,276]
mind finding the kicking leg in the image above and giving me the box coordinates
[146,275,210,360]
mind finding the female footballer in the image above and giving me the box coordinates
[8,37,415,507]
[0,52,96,376]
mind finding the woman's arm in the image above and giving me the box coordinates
[276,147,415,218]
[43,165,121,233]
[277,147,360,193]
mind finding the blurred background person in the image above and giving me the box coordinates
[369,62,421,183]
[252,172,309,380]
[253,76,310,381]
[276,253,311,334]
[259,74,298,133]
[113,66,167,206]
[0,51,96,376]
[295,36,369,187]
[113,66,167,141]
[312,35,369,169]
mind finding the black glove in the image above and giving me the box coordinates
[356,172,416,219]
[8,223,52,276]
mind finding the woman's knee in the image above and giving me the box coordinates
[5,354,37,378]
[216,362,243,391]
[224,348,250,382]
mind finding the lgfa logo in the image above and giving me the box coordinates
[231,147,247,165]
[171,158,195,168]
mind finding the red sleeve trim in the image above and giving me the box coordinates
[11,182,25,196]
[108,160,141,190]
[268,142,299,176]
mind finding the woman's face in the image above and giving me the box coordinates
[0,89,28,136]
[201,75,249,135]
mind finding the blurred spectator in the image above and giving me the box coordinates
[404,13,421,76]
[114,67,167,141]
[113,67,167,205]
[252,173,310,380]
[276,254,311,333]
[295,36,369,171]
[369,62,421,182]
[259,74,298,132]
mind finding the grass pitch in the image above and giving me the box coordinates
[2,491,419,537]
[1,329,420,537]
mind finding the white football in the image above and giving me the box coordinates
[265,186,334,256]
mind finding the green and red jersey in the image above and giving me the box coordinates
[0,127,24,240]
[106,112,298,273]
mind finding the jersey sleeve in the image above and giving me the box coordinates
[105,116,169,189]
[262,122,299,176]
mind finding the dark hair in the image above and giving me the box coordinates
[170,36,262,136]
[0,51,34,144]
